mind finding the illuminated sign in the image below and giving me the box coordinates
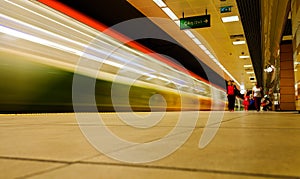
[180,15,210,30]
[220,6,232,13]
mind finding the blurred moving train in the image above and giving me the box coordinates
[0,0,244,113]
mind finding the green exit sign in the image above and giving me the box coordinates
[220,6,232,13]
[180,15,210,30]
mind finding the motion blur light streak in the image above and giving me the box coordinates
[1,1,160,81]
[3,0,97,45]
[0,25,83,56]
[3,0,167,72]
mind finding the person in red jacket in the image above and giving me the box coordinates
[243,92,250,111]
[226,80,237,112]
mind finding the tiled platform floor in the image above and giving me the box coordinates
[0,111,299,178]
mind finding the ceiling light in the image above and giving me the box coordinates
[153,0,167,8]
[204,49,211,55]
[233,40,246,45]
[264,65,274,73]
[221,16,239,23]
[162,7,178,20]
[246,71,255,74]
[239,55,250,59]
[184,30,195,38]
[282,35,292,41]
[243,64,252,68]
[174,20,180,26]
[192,38,201,45]
[199,44,206,50]
[208,54,215,59]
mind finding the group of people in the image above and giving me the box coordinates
[227,81,272,112]
[246,83,263,111]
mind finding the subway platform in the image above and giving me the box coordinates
[0,111,300,179]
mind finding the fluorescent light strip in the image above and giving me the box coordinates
[208,54,215,59]
[221,16,239,23]
[204,49,211,55]
[233,40,245,45]
[184,30,195,38]
[153,0,167,7]
[244,64,252,68]
[162,7,178,20]
[199,44,207,50]
[192,38,202,45]
[174,20,180,27]
[239,55,250,59]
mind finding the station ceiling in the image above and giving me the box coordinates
[57,0,291,90]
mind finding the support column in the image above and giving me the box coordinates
[279,43,296,110]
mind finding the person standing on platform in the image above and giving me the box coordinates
[243,91,250,111]
[252,83,263,111]
[226,80,237,112]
